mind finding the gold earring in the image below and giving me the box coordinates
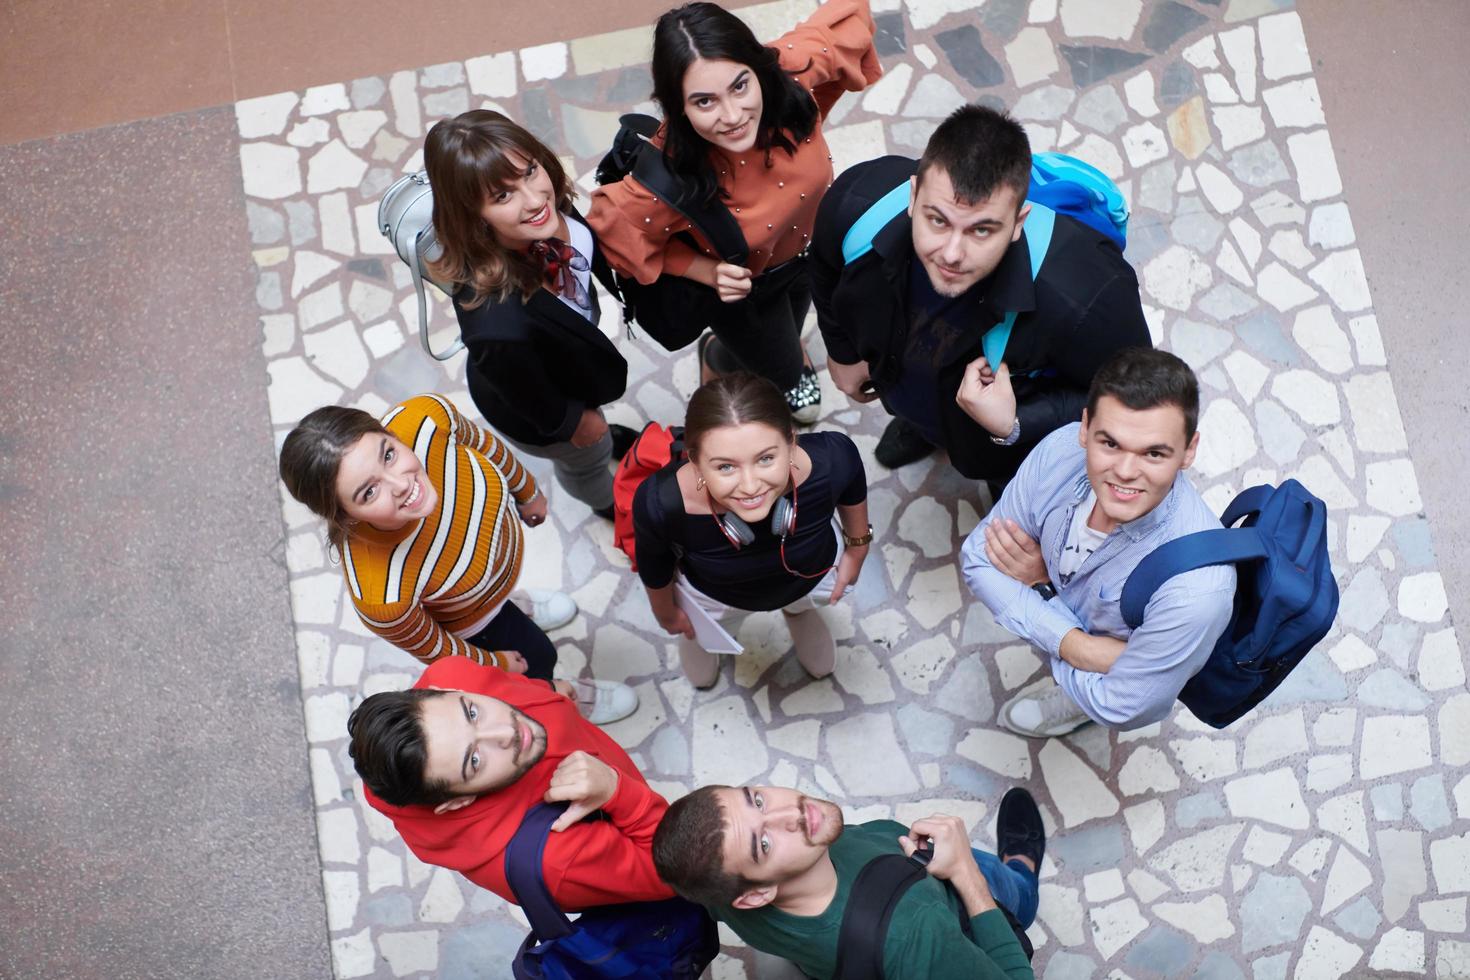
[695,476,706,491]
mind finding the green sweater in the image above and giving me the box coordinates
[712,820,1034,980]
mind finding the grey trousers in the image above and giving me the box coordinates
[503,430,615,511]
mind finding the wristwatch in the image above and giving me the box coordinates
[990,417,1022,446]
[1031,581,1058,600]
[842,523,875,547]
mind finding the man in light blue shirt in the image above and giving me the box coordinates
[960,348,1235,736]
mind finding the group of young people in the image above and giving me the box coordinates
[276,0,1243,974]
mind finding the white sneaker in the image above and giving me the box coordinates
[573,678,640,725]
[512,588,578,631]
[998,683,1092,738]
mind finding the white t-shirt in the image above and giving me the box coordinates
[559,214,595,321]
[1057,490,1109,586]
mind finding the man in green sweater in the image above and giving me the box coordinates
[653,784,1043,979]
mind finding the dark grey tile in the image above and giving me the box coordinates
[937,25,1006,87]
[1059,44,1151,86]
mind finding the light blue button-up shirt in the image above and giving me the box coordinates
[960,423,1236,729]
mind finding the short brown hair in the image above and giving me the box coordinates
[347,689,456,808]
[653,786,757,907]
[683,372,795,461]
[424,109,574,308]
[916,104,1031,209]
[279,405,389,551]
[1086,347,1200,440]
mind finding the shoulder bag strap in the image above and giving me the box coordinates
[504,802,577,941]
[981,203,1056,369]
[1119,528,1268,629]
[841,181,911,265]
[832,854,929,980]
[630,147,749,265]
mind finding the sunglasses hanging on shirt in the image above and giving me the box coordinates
[706,476,834,580]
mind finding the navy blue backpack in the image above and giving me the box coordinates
[505,802,719,979]
[1120,480,1339,729]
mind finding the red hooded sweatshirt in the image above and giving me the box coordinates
[363,657,674,910]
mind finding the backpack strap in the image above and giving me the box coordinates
[841,181,912,265]
[832,853,931,980]
[503,802,577,941]
[1220,484,1275,528]
[1119,528,1269,630]
[981,203,1055,369]
[630,144,749,266]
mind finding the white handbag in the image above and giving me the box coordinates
[377,171,462,361]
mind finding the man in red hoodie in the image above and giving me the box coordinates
[347,656,673,909]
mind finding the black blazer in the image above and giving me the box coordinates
[453,211,629,446]
[809,156,1152,480]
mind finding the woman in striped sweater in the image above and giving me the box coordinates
[280,392,637,724]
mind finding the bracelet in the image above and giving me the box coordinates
[842,523,874,548]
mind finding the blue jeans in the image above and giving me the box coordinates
[972,849,1039,928]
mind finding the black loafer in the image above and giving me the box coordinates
[995,788,1045,872]
[608,423,639,462]
[874,417,935,469]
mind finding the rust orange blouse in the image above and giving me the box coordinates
[587,0,881,284]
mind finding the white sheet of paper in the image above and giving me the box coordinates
[674,582,744,655]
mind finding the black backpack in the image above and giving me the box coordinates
[832,852,1034,980]
[595,114,748,351]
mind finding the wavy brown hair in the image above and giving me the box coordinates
[424,109,575,308]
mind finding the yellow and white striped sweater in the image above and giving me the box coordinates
[340,394,538,669]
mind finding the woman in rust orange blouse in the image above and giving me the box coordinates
[588,0,879,424]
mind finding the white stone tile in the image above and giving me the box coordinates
[1027,0,1057,23]
[956,727,1032,778]
[362,320,405,358]
[1307,753,1353,793]
[1417,629,1465,692]
[307,139,369,194]
[1089,898,1147,959]
[1038,740,1118,827]
[1419,897,1467,933]
[1142,245,1212,310]
[261,314,295,358]
[309,746,343,807]
[1182,35,1219,69]
[1242,708,1308,768]
[353,202,397,255]
[1369,928,1425,975]
[1224,350,1269,402]
[906,565,961,629]
[1123,799,1165,856]
[1253,189,1306,226]
[1036,883,1083,945]
[1309,202,1356,249]
[1122,121,1168,167]
[891,635,956,695]
[378,931,439,977]
[1211,105,1266,151]
[1219,24,1258,101]
[1193,399,1257,478]
[861,63,913,116]
[826,712,918,796]
[303,320,371,389]
[1148,824,1243,892]
[1242,825,1291,867]
[236,92,300,138]
[302,83,350,116]
[1122,71,1158,117]
[331,928,375,978]
[1005,28,1058,88]
[466,51,517,97]
[418,866,465,923]
[317,806,361,864]
[1321,846,1372,913]
[1365,458,1423,516]
[1341,372,1407,454]
[1319,791,1370,855]
[894,797,987,834]
[290,250,340,298]
[1058,0,1140,40]
[1230,216,1262,265]
[1195,162,1244,212]
[1289,837,1331,878]
[1297,926,1364,980]
[826,120,889,183]
[1308,249,1372,312]
[912,42,937,69]
[1256,262,1318,312]
[1327,634,1376,673]
[1226,767,1309,829]
[766,720,821,759]
[1202,72,1240,104]
[1398,573,1448,624]
[995,643,1042,690]
[1069,133,1123,179]
[1288,129,1344,203]
[779,678,845,715]
[287,118,331,148]
[239,142,302,200]
[1268,228,1315,269]
[1360,714,1432,779]
[1270,368,1340,425]
[1169,736,1238,782]
[1118,745,1180,795]
[323,869,360,931]
[521,41,568,81]
[1217,238,1253,285]
[1263,77,1325,129]
[896,496,953,558]
[1259,11,1313,80]
[1083,868,1124,903]
[1151,894,1233,942]
[1291,304,1352,374]
[693,696,770,786]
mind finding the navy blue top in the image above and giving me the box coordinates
[881,255,982,444]
[632,431,867,611]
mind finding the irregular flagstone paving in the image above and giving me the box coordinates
[235,0,1470,976]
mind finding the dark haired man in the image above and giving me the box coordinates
[961,348,1236,737]
[653,783,1045,979]
[809,103,1150,482]
[347,656,673,908]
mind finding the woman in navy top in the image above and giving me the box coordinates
[633,372,873,687]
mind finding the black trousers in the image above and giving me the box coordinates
[465,599,558,681]
[704,258,810,391]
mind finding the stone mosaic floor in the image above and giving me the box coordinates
[236,0,1470,976]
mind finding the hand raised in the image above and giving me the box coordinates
[545,751,620,831]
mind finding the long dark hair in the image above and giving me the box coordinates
[424,109,575,308]
[651,2,819,204]
[684,372,796,460]
[279,405,390,551]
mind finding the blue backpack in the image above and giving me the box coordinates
[840,152,1128,370]
[505,802,719,979]
[1119,480,1340,729]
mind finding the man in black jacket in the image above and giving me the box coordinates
[809,104,1151,485]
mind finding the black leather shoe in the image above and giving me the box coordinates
[874,417,935,469]
[995,788,1045,872]
[609,423,639,462]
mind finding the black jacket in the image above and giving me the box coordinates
[809,156,1152,479]
[452,211,629,446]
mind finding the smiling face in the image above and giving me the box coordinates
[691,422,794,525]
[909,165,1029,298]
[681,57,764,154]
[418,690,548,805]
[334,432,439,532]
[714,786,844,902]
[479,151,562,249]
[1079,394,1199,533]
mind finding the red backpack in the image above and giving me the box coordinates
[612,422,684,571]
